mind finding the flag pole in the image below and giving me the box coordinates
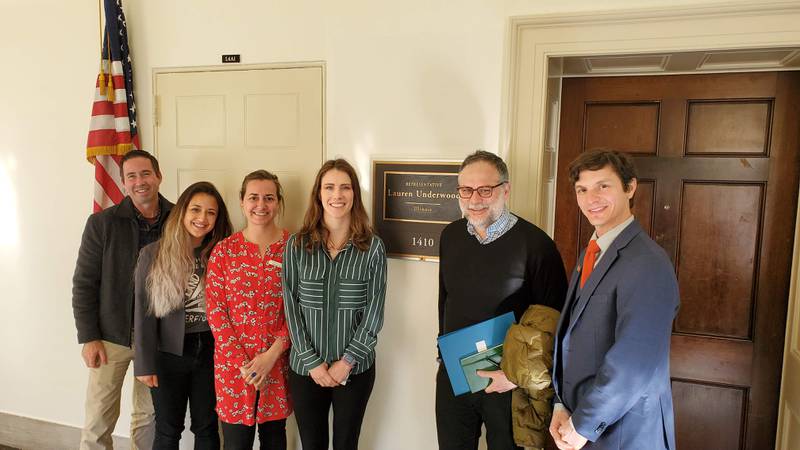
[97,0,106,99]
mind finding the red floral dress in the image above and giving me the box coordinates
[206,230,292,425]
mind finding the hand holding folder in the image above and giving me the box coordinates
[460,344,503,393]
[437,312,515,396]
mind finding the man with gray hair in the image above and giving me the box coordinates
[436,150,567,449]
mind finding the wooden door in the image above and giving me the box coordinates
[555,72,800,450]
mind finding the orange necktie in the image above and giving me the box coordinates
[580,239,601,288]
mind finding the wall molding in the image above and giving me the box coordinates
[508,1,800,29]
[0,412,129,449]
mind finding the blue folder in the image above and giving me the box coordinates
[437,312,515,396]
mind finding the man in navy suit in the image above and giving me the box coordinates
[550,150,679,450]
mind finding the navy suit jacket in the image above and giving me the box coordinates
[553,220,679,450]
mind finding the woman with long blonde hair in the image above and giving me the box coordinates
[283,159,387,450]
[134,181,232,449]
[206,170,293,449]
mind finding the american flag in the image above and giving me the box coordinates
[86,0,139,212]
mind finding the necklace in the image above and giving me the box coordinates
[326,236,349,251]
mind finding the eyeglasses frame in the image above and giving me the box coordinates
[455,181,508,199]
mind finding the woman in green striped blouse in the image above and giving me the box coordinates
[282,159,387,450]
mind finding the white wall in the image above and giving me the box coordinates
[0,0,756,449]
[0,0,102,431]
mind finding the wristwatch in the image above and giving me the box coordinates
[342,353,356,368]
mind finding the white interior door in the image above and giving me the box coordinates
[154,65,323,449]
[155,66,324,233]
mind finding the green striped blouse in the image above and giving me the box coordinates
[282,234,387,375]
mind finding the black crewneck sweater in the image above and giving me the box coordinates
[438,217,567,336]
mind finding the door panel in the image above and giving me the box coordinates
[555,72,800,450]
[676,183,763,339]
[672,380,747,450]
[155,66,324,233]
[685,100,772,155]
[584,102,660,153]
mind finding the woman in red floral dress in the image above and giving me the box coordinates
[206,170,292,449]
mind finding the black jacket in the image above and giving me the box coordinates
[72,194,174,347]
[133,242,189,376]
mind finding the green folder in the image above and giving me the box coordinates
[459,344,504,394]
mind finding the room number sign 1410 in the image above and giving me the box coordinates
[412,237,435,248]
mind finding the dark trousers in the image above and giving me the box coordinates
[221,419,287,450]
[150,331,219,450]
[288,365,375,450]
[435,365,521,450]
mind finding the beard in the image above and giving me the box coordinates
[460,201,505,231]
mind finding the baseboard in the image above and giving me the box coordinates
[0,412,130,449]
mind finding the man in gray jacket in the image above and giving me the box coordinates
[72,150,173,449]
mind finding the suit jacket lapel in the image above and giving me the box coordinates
[556,264,581,334]
[566,220,644,333]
